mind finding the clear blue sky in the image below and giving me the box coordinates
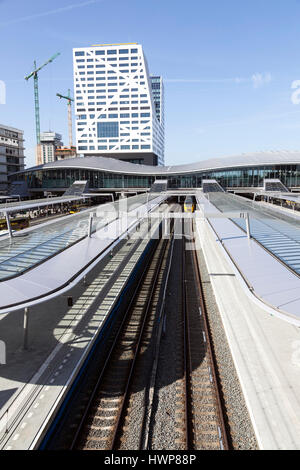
[1,0,300,168]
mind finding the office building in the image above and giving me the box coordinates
[0,124,25,192]
[73,43,165,165]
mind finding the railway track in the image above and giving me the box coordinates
[49,204,230,450]
[71,230,173,450]
[173,218,229,450]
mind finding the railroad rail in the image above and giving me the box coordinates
[70,231,172,450]
[174,217,229,450]
[43,204,230,450]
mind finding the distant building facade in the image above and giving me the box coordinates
[0,124,25,192]
[55,146,77,160]
[36,132,63,165]
[150,76,164,124]
[73,43,165,166]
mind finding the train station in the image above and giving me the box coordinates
[0,151,299,450]
[3,1,300,453]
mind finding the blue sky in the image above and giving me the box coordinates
[1,0,300,167]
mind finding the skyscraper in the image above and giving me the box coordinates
[73,43,164,165]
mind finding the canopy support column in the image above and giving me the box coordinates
[5,213,13,238]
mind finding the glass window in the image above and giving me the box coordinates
[107,49,117,54]
[119,49,129,54]
[75,51,84,56]
[95,50,105,55]
[97,122,119,138]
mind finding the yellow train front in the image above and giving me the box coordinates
[183,196,196,213]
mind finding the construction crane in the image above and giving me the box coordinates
[25,52,61,145]
[56,89,74,147]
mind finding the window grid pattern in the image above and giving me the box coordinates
[73,44,164,164]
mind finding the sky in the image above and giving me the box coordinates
[1,0,300,167]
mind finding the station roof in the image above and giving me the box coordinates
[0,195,89,215]
[259,192,300,204]
[10,151,300,177]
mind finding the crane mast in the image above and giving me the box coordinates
[33,61,40,145]
[25,52,60,145]
[56,89,74,147]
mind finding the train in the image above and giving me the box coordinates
[0,216,29,231]
[183,196,196,213]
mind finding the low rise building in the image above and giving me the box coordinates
[0,124,25,192]
[55,146,77,160]
[36,132,63,165]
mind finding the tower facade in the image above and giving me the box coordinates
[38,132,63,165]
[0,124,25,192]
[73,43,164,165]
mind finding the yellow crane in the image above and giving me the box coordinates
[56,89,74,147]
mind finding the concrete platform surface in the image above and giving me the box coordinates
[197,192,300,325]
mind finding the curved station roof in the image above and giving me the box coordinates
[14,150,300,177]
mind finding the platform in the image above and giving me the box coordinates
[0,196,167,449]
[0,193,166,310]
[196,192,300,325]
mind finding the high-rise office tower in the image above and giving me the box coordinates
[73,43,164,165]
[150,75,164,161]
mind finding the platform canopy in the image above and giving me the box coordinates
[0,195,90,216]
